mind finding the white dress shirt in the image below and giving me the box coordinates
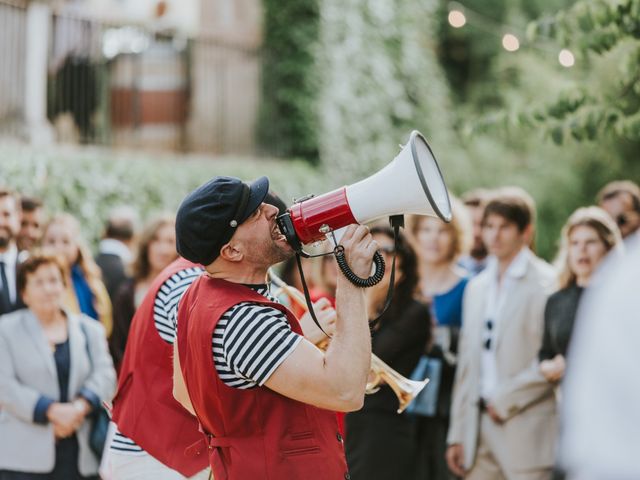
[0,245,18,304]
[480,247,531,400]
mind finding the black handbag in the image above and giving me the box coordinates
[79,322,111,458]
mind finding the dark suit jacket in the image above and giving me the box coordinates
[95,252,128,303]
[0,259,25,316]
[538,284,584,360]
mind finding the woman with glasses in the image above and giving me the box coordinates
[538,207,622,383]
[344,225,431,480]
[407,199,472,480]
[596,180,640,240]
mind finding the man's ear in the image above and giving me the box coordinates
[219,242,243,263]
[523,223,535,246]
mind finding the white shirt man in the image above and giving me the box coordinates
[446,188,555,480]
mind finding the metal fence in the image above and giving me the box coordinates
[0,0,263,155]
[0,0,27,138]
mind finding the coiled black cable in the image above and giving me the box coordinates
[333,245,386,288]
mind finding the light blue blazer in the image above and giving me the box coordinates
[0,308,116,475]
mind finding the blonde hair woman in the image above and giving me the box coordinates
[539,206,622,382]
[406,197,473,480]
[42,214,113,336]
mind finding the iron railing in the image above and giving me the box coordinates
[0,0,264,155]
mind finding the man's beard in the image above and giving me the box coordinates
[247,237,294,268]
[470,243,488,260]
[0,228,12,249]
[267,240,295,265]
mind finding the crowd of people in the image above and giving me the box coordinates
[0,176,637,480]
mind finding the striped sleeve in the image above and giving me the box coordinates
[213,303,302,389]
[154,267,203,344]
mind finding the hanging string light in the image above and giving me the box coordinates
[446,2,576,67]
[448,9,467,28]
[558,48,575,67]
[502,33,520,52]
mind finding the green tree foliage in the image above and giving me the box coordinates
[430,0,640,258]
[435,0,508,103]
[257,0,321,164]
[527,0,640,143]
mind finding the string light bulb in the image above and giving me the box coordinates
[558,49,575,67]
[502,33,520,52]
[448,10,467,28]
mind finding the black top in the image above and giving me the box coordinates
[539,284,584,361]
[53,339,71,402]
[95,253,128,304]
[362,299,431,413]
[109,278,136,369]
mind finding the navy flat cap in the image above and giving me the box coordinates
[175,176,270,265]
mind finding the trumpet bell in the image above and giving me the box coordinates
[367,355,429,414]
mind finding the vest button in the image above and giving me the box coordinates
[337,432,343,442]
[344,473,351,480]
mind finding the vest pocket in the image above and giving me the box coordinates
[282,446,321,457]
[289,431,314,441]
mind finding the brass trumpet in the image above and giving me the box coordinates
[268,268,428,414]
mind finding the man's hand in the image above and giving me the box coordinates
[446,444,466,477]
[339,225,378,279]
[540,354,566,383]
[298,298,337,346]
[47,402,84,438]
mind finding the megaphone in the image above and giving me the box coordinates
[276,130,452,252]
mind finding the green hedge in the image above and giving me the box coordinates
[0,145,327,247]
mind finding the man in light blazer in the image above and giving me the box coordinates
[446,187,556,480]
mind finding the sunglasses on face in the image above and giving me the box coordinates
[484,319,493,350]
[617,213,630,227]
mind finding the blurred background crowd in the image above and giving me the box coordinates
[0,177,638,479]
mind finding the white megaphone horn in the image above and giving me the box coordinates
[276,130,452,252]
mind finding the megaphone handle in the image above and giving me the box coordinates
[334,247,386,288]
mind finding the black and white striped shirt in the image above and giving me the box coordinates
[110,266,203,455]
[212,285,301,389]
[111,275,301,455]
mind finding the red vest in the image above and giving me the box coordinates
[112,258,208,477]
[177,276,350,480]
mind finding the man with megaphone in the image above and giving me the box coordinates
[172,175,378,480]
